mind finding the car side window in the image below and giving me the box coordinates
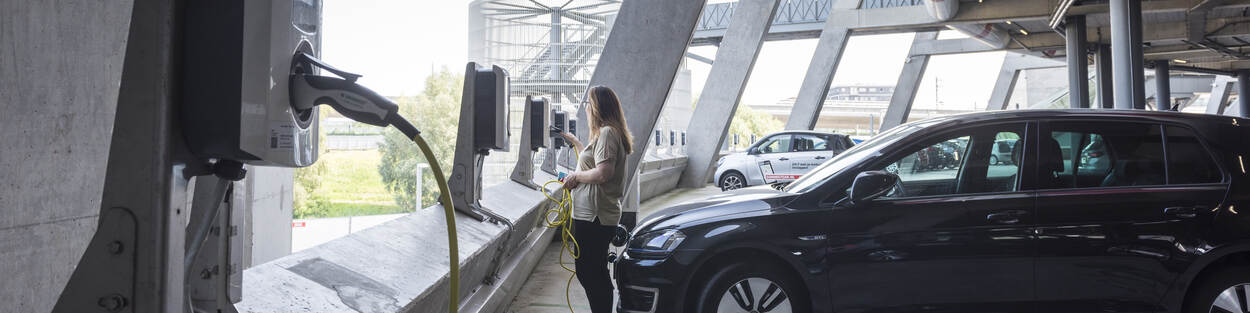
[877,123,1025,199]
[1165,126,1222,184]
[793,134,830,152]
[758,135,793,154]
[1040,122,1164,189]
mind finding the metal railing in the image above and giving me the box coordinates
[694,0,922,33]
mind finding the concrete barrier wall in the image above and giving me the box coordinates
[237,173,559,313]
[639,155,689,201]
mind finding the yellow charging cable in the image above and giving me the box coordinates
[408,132,459,313]
[541,179,580,313]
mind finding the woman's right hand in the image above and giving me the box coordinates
[562,132,581,149]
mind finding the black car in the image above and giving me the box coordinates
[616,110,1250,313]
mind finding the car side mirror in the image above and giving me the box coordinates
[847,170,898,205]
[747,147,758,155]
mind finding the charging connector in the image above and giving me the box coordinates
[288,52,460,313]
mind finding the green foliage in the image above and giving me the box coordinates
[293,114,332,219]
[727,104,783,149]
[377,68,463,210]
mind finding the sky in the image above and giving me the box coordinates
[322,0,1006,110]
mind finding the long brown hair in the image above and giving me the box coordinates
[587,85,635,154]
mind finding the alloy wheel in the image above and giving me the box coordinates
[722,175,744,190]
[1213,284,1250,313]
[716,277,792,313]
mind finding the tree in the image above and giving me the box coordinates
[727,104,783,149]
[377,68,463,210]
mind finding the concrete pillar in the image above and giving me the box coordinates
[577,0,706,227]
[0,1,133,311]
[880,31,939,131]
[1154,62,1172,110]
[1110,0,1146,109]
[678,0,781,188]
[1239,71,1250,118]
[986,65,1021,111]
[1206,76,1234,115]
[786,25,851,130]
[1066,16,1090,109]
[1095,44,1115,109]
[784,0,862,130]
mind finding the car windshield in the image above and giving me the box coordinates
[785,120,939,193]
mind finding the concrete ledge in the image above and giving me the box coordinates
[237,178,556,313]
[639,156,688,202]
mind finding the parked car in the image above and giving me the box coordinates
[992,138,1017,165]
[617,110,1248,313]
[714,131,855,191]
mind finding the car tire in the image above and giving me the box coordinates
[720,172,747,191]
[990,155,999,165]
[1184,266,1250,313]
[693,261,809,313]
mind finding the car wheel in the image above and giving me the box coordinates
[695,261,808,313]
[990,155,999,165]
[1185,266,1250,313]
[720,172,746,191]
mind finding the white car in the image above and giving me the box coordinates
[714,131,854,190]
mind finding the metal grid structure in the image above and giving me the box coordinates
[694,0,923,34]
[472,0,620,106]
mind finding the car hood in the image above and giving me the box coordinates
[635,186,798,234]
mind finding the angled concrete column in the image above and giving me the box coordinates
[1066,16,1090,108]
[880,31,939,131]
[986,52,1065,110]
[1154,61,1172,110]
[576,0,706,227]
[1240,71,1250,118]
[1095,44,1115,108]
[986,61,1022,111]
[1110,0,1146,109]
[1206,76,1234,115]
[678,0,781,188]
[784,0,862,130]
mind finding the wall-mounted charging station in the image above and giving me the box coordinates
[511,96,550,188]
[450,62,510,221]
[557,118,578,170]
[542,110,568,175]
[182,0,322,168]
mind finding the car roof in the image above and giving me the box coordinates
[771,130,848,137]
[909,109,1245,129]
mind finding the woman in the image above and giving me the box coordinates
[560,85,634,313]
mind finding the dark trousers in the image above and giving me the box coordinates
[574,219,615,313]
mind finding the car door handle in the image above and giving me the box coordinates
[814,156,827,160]
[987,210,1028,225]
[778,157,790,161]
[1164,206,1199,218]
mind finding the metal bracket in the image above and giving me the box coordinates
[52,207,138,313]
[540,147,560,176]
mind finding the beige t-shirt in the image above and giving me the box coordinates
[572,126,628,226]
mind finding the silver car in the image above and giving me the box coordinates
[714,131,854,190]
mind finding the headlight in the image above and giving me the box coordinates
[716,157,726,167]
[627,229,686,259]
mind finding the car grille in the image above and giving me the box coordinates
[619,286,657,312]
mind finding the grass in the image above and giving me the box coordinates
[315,150,406,218]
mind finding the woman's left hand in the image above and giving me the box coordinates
[562,172,582,189]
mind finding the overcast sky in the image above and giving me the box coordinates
[322,0,1006,110]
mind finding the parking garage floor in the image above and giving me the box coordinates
[506,186,725,312]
